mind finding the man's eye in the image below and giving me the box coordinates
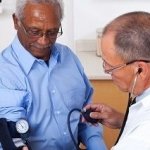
[28,30,41,36]
[47,31,58,36]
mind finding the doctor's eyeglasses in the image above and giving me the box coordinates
[103,59,150,74]
[19,20,63,39]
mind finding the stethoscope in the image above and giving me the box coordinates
[115,67,142,145]
[129,67,142,103]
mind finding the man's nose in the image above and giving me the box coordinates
[37,35,50,45]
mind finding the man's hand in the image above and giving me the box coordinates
[22,146,29,150]
[84,103,124,129]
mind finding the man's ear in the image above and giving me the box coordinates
[137,68,142,74]
[12,13,19,30]
[137,62,149,79]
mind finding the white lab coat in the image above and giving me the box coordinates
[111,88,150,150]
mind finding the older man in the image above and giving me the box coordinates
[0,0,106,150]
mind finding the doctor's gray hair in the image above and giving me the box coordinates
[102,11,150,62]
[15,0,64,21]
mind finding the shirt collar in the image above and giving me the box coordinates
[11,36,61,75]
[136,87,150,107]
[11,36,36,75]
[51,44,61,63]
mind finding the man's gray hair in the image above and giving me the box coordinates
[15,0,64,21]
[102,11,150,62]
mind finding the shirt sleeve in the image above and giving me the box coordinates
[0,67,31,122]
[78,72,107,150]
[67,47,107,149]
[79,123,107,150]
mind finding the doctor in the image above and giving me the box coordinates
[85,11,150,150]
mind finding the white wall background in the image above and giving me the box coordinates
[73,0,150,40]
[0,0,150,52]
[0,0,16,50]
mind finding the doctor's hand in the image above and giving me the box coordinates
[84,103,124,129]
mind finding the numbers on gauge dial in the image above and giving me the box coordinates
[16,119,29,134]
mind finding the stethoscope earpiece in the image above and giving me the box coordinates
[138,68,142,74]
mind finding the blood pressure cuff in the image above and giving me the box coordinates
[0,118,25,150]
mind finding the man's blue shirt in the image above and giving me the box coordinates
[0,36,106,150]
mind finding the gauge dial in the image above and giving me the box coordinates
[16,119,29,134]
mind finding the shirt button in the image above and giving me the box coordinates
[56,111,60,115]
[51,90,56,94]
[63,132,67,135]
[39,60,44,64]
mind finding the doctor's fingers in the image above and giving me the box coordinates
[84,103,107,112]
[90,111,122,129]
[90,111,109,120]
[89,109,120,123]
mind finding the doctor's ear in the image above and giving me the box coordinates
[135,62,150,79]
